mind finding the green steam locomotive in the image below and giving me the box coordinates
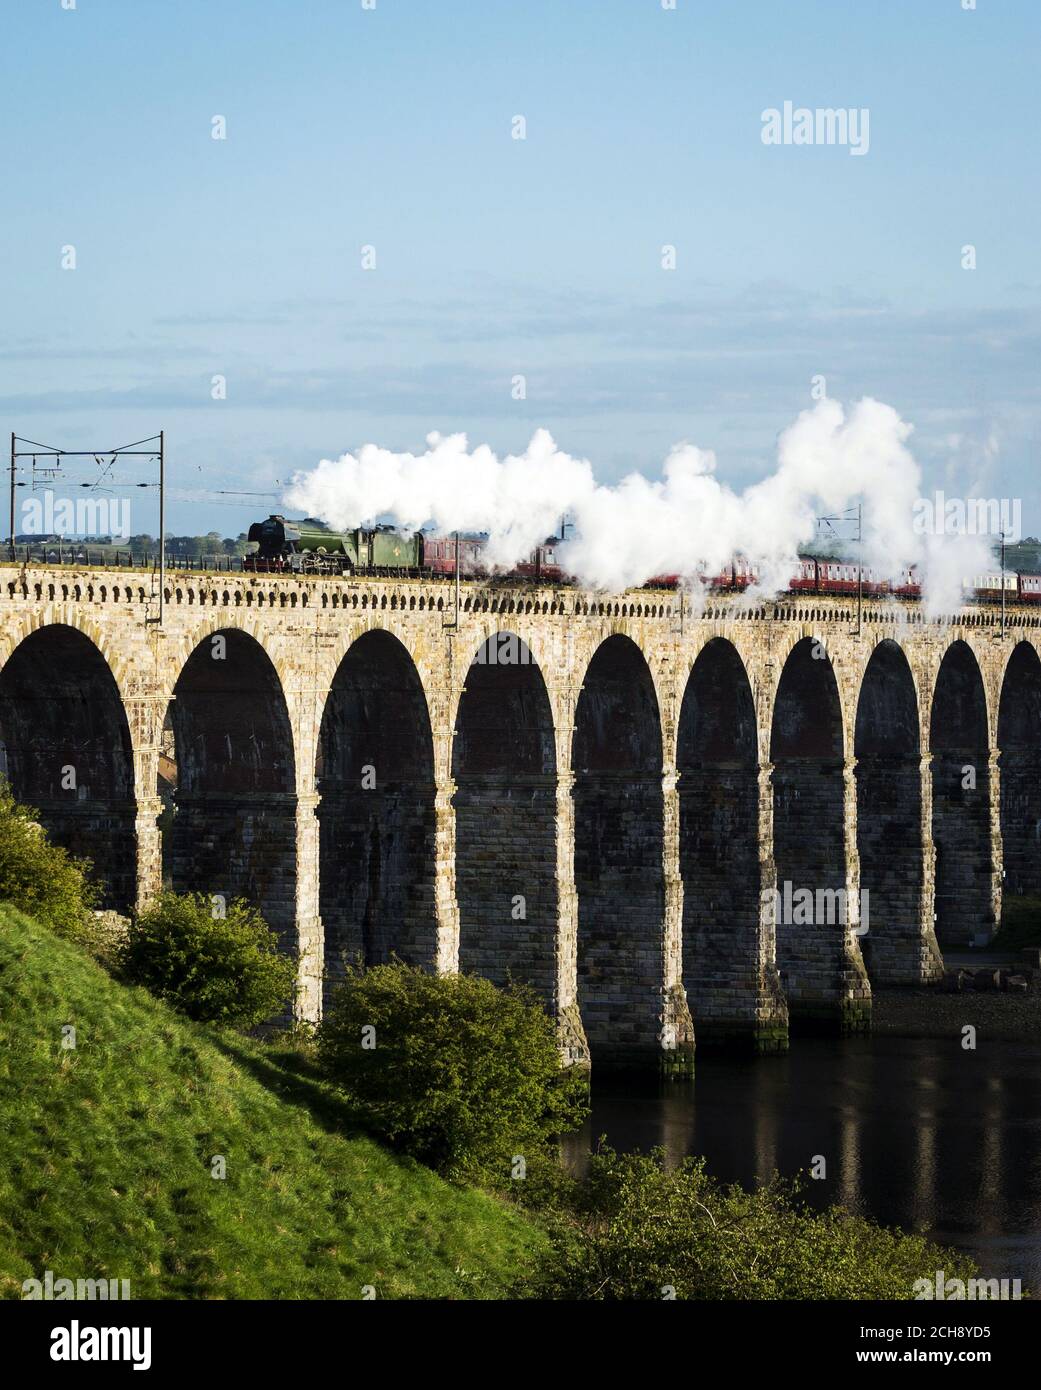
[246,516,424,574]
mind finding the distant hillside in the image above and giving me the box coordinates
[0,905,542,1300]
[801,536,1041,574]
[1002,539,1041,574]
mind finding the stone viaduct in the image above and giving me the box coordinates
[1,562,1039,1072]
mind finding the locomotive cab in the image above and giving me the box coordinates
[246,515,354,572]
[247,515,296,562]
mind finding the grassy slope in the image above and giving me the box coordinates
[0,905,542,1299]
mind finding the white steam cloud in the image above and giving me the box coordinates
[284,398,997,614]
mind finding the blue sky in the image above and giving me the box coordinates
[2,0,1038,539]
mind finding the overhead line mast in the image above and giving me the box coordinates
[9,432,166,625]
[817,502,863,636]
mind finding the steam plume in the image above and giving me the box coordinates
[284,398,997,613]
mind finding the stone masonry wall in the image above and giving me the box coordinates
[318,784,438,988]
[170,793,299,947]
[573,772,666,1066]
[454,775,558,1003]
[0,567,1037,1068]
[679,765,768,1045]
[855,758,940,984]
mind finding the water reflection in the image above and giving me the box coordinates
[563,1037,1041,1287]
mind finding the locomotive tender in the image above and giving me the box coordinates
[245,514,1041,604]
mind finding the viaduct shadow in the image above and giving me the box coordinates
[317,630,437,989]
[169,629,297,948]
[998,642,1041,901]
[0,624,136,910]
[452,633,557,1005]
[930,641,992,947]
[573,634,664,1067]
[854,640,932,983]
[770,637,860,1028]
[677,638,763,1045]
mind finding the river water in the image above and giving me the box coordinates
[563,1036,1041,1289]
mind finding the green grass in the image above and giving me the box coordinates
[0,904,544,1300]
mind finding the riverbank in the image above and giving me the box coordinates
[872,977,1041,1042]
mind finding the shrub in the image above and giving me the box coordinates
[529,1147,981,1300]
[118,891,296,1028]
[0,781,97,941]
[317,964,588,1185]
[993,893,1041,950]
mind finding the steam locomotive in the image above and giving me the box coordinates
[245,515,1041,603]
[245,515,565,580]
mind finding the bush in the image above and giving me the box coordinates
[118,891,296,1028]
[529,1148,981,1300]
[317,964,588,1185]
[993,893,1041,950]
[0,781,97,941]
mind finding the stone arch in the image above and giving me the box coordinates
[169,629,299,959]
[930,640,995,947]
[317,629,437,987]
[573,634,664,1067]
[0,623,136,910]
[452,632,557,1004]
[162,616,286,707]
[678,638,782,1047]
[770,636,867,1029]
[854,639,939,983]
[997,641,1041,898]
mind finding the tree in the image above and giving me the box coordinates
[0,781,97,941]
[318,964,587,1185]
[119,892,295,1028]
[530,1148,981,1300]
